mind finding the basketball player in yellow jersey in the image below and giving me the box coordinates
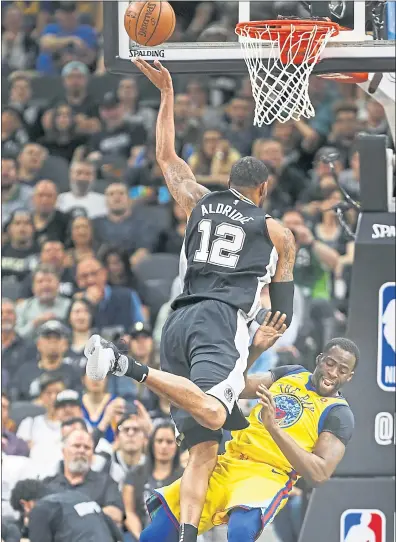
[140,337,359,542]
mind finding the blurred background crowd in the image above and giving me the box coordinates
[1,2,392,542]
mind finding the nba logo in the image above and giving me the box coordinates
[377,282,395,392]
[340,510,386,541]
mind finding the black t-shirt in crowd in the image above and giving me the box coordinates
[86,121,147,159]
[28,489,123,542]
[10,361,82,401]
[34,210,70,246]
[19,267,76,299]
[124,464,184,528]
[44,470,124,514]
[1,243,40,282]
[51,94,99,119]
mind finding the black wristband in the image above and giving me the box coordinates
[125,357,149,383]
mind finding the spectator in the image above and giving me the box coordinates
[64,213,96,267]
[75,257,144,334]
[81,375,120,444]
[37,2,99,75]
[10,478,123,542]
[55,391,84,424]
[1,156,33,227]
[1,4,38,72]
[17,373,65,462]
[2,448,35,520]
[253,138,307,203]
[98,410,151,487]
[65,298,95,372]
[38,102,88,162]
[2,298,36,382]
[188,128,240,186]
[31,180,69,245]
[93,183,159,258]
[363,97,389,135]
[173,93,200,158]
[326,102,360,166]
[44,61,101,136]
[86,91,147,162]
[17,143,48,187]
[57,160,107,219]
[2,391,30,457]
[2,209,40,283]
[10,319,81,402]
[19,240,76,300]
[224,96,268,156]
[109,322,157,406]
[185,78,223,129]
[298,173,338,218]
[156,201,187,254]
[15,265,71,338]
[99,245,148,307]
[1,106,29,158]
[44,429,124,527]
[7,74,45,140]
[260,161,292,220]
[117,77,156,135]
[271,120,302,155]
[123,421,183,541]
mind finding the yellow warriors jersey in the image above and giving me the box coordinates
[149,367,352,534]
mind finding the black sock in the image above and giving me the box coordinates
[179,523,198,542]
[124,356,149,383]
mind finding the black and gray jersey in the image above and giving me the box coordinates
[172,188,278,318]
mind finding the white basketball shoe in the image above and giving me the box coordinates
[84,334,128,381]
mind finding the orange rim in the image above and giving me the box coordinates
[317,72,369,83]
[235,19,341,40]
[236,19,341,65]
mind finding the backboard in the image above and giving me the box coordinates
[104,1,395,75]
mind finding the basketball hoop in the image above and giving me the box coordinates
[235,19,341,126]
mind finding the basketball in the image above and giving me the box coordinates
[124,1,175,47]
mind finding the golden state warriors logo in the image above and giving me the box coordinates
[274,394,303,428]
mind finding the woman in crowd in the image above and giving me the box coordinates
[155,201,187,255]
[81,374,121,443]
[65,298,96,373]
[38,103,87,162]
[65,213,96,267]
[123,421,183,542]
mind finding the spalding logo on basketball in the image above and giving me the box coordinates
[273,394,303,428]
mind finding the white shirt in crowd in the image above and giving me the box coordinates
[17,414,62,465]
[2,453,37,519]
[57,191,107,219]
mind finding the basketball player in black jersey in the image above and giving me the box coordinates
[85,59,296,542]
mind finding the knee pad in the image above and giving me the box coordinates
[228,508,263,542]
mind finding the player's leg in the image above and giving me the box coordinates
[227,508,263,542]
[140,505,179,542]
[84,335,227,431]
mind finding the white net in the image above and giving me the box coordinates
[236,22,338,126]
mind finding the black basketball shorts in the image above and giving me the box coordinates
[160,299,250,449]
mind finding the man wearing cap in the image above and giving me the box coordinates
[37,2,98,75]
[1,209,40,282]
[43,60,101,137]
[10,320,81,401]
[17,374,65,462]
[85,91,147,161]
[15,264,71,338]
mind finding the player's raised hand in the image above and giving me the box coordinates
[256,384,277,429]
[133,58,173,93]
[252,310,287,351]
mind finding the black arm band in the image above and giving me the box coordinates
[269,281,294,327]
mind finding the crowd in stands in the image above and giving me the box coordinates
[1,2,392,542]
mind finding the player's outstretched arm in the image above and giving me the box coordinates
[133,58,209,217]
[258,386,347,486]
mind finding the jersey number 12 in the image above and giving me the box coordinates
[194,219,246,269]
